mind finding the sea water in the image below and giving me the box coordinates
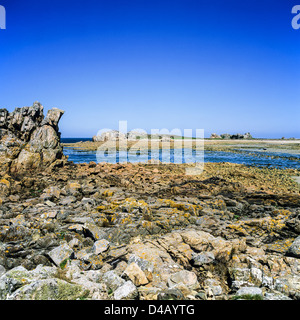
[61,139,300,169]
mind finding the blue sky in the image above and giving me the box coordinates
[0,0,299,138]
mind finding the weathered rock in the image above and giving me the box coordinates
[7,278,88,300]
[264,291,292,300]
[210,133,221,139]
[192,252,215,266]
[157,288,184,300]
[0,153,299,300]
[235,286,263,298]
[102,270,125,292]
[59,196,77,206]
[0,263,108,300]
[92,239,110,255]
[0,102,65,173]
[65,182,82,196]
[204,278,223,297]
[0,266,5,278]
[127,130,148,141]
[68,265,107,299]
[220,132,253,140]
[274,275,300,299]
[41,108,64,130]
[167,270,199,290]
[128,242,181,286]
[127,254,154,273]
[138,286,161,300]
[4,225,31,242]
[123,262,149,286]
[0,109,8,127]
[286,236,300,258]
[93,130,126,142]
[83,223,107,241]
[180,229,246,263]
[113,280,138,300]
[48,243,74,267]
[41,186,61,201]
[0,265,56,300]
[0,266,29,299]
[74,248,103,270]
[228,266,264,290]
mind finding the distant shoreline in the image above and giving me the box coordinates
[62,138,300,141]
[61,138,300,154]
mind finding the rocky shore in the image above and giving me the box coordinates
[0,104,300,300]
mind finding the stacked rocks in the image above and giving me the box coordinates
[0,102,66,173]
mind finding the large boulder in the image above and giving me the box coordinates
[286,236,300,258]
[0,102,66,173]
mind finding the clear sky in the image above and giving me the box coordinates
[0,0,299,138]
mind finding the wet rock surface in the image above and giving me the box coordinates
[0,158,299,300]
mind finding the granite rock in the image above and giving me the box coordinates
[0,102,65,173]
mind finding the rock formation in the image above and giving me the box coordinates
[93,130,126,142]
[127,130,148,141]
[93,130,173,142]
[210,133,221,139]
[0,102,66,173]
[219,132,253,140]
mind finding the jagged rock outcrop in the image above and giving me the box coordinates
[0,102,66,173]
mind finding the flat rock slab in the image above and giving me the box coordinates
[92,239,110,255]
[48,243,74,266]
[292,176,300,185]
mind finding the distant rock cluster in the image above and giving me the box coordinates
[93,130,172,142]
[93,130,126,142]
[210,132,253,140]
[0,102,66,173]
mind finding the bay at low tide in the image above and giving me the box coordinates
[61,138,300,169]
